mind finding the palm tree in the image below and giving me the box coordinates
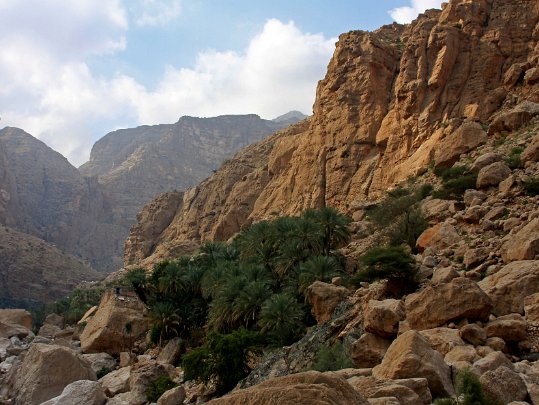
[298,255,342,294]
[232,281,271,327]
[150,301,180,345]
[258,293,305,346]
[207,275,247,332]
[305,207,351,255]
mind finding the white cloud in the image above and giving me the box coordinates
[131,0,182,27]
[0,8,334,166]
[389,0,443,24]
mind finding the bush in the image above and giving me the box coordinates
[311,341,354,372]
[505,147,523,169]
[523,177,539,196]
[434,368,501,405]
[432,165,478,201]
[96,367,114,379]
[146,375,177,402]
[352,246,418,295]
[387,208,428,251]
[182,328,261,395]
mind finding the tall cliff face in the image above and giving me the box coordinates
[0,128,120,272]
[126,0,539,267]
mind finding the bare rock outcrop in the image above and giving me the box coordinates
[306,281,350,324]
[11,343,96,405]
[206,371,369,405]
[124,0,539,267]
[478,260,539,315]
[40,380,106,405]
[404,277,492,330]
[80,291,150,355]
[500,218,539,262]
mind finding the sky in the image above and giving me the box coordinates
[0,0,442,166]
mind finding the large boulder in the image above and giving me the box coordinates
[476,161,511,188]
[206,371,369,404]
[11,343,96,405]
[478,260,539,315]
[157,337,183,365]
[80,290,151,354]
[419,327,465,356]
[485,314,527,342]
[488,101,539,135]
[416,223,460,253]
[40,380,106,405]
[0,309,32,330]
[373,331,454,397]
[405,278,492,330]
[459,323,487,346]
[157,386,186,405]
[306,281,350,324]
[348,376,422,405]
[500,219,539,262]
[99,366,131,397]
[363,299,404,338]
[434,122,487,168]
[351,332,392,368]
[129,362,173,405]
[524,292,539,323]
[0,321,30,339]
[472,351,513,376]
[82,352,117,374]
[521,134,539,163]
[479,367,528,404]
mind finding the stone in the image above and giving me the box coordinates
[434,122,487,168]
[489,101,539,135]
[463,248,489,269]
[476,161,512,188]
[480,366,528,404]
[119,351,135,367]
[40,380,106,405]
[393,378,432,405]
[421,199,452,221]
[43,313,65,329]
[472,351,513,376]
[157,386,186,405]
[349,376,421,405]
[367,398,400,405]
[83,352,117,374]
[463,189,487,206]
[444,345,479,364]
[524,293,539,323]
[206,371,369,404]
[0,321,30,339]
[157,337,183,365]
[37,323,62,339]
[416,223,460,253]
[485,314,528,342]
[129,362,173,405]
[99,366,131,397]
[501,219,539,262]
[462,205,487,224]
[79,306,98,324]
[432,267,459,285]
[419,327,465,356]
[363,299,404,338]
[478,260,539,315]
[486,337,507,352]
[470,153,503,172]
[521,134,539,163]
[105,392,131,405]
[373,331,454,397]
[351,332,392,368]
[405,277,492,330]
[0,309,32,330]
[306,281,350,324]
[81,290,151,355]
[459,324,487,346]
[484,206,507,222]
[11,343,96,405]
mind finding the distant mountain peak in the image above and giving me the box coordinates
[271,111,308,123]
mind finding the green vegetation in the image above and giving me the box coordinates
[311,341,354,372]
[146,375,177,402]
[505,146,523,169]
[30,286,105,331]
[523,177,539,196]
[366,184,431,250]
[122,207,352,393]
[432,165,478,201]
[96,367,114,379]
[182,328,261,395]
[434,369,501,405]
[352,246,417,295]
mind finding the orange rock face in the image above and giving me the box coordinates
[125,0,539,267]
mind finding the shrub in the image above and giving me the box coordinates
[387,208,428,251]
[352,246,418,295]
[96,367,114,379]
[434,368,501,405]
[146,375,177,402]
[258,293,305,346]
[432,174,478,200]
[311,341,354,372]
[523,177,539,196]
[182,328,261,395]
[505,147,523,169]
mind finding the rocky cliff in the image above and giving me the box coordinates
[0,225,101,307]
[80,114,299,250]
[126,0,539,267]
[0,128,119,272]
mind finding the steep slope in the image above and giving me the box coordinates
[0,225,101,308]
[125,0,539,267]
[81,114,302,256]
[0,127,120,272]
